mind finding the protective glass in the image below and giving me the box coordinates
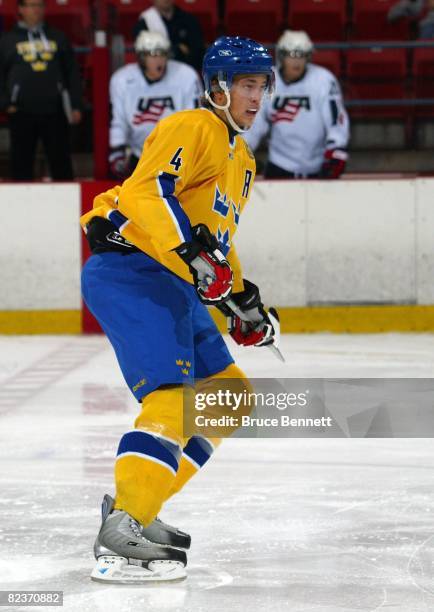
[230,73,275,102]
[213,70,275,100]
[137,49,169,58]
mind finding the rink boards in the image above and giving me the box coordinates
[2,178,434,333]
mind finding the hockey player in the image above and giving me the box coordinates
[244,30,350,179]
[80,36,277,583]
[109,30,202,179]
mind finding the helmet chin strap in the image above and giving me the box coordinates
[204,81,248,134]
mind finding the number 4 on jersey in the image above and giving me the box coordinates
[169,147,183,172]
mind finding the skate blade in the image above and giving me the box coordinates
[91,555,187,584]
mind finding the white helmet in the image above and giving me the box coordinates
[276,30,314,61]
[134,30,171,55]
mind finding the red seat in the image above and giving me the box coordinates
[347,48,407,79]
[0,0,18,32]
[288,0,347,42]
[43,0,92,45]
[176,0,218,42]
[224,0,284,43]
[412,47,434,116]
[312,49,342,77]
[109,0,152,42]
[412,47,434,80]
[346,48,408,118]
[351,0,411,41]
[124,51,136,64]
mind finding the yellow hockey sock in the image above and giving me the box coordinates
[114,385,185,526]
[165,437,222,500]
[166,363,250,500]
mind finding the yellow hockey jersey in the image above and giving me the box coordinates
[80,108,256,292]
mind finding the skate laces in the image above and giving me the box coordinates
[129,517,149,541]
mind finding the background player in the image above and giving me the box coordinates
[109,30,202,179]
[244,30,350,179]
[81,36,277,583]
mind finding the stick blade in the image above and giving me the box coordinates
[268,307,280,346]
[267,307,286,362]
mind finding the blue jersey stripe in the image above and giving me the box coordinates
[183,435,213,468]
[157,172,192,242]
[107,209,129,230]
[117,430,179,473]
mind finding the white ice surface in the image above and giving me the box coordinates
[1,333,434,612]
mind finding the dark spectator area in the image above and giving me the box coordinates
[2,0,434,177]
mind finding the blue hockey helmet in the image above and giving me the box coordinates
[203,36,274,93]
[202,36,274,132]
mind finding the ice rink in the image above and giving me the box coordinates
[1,333,434,612]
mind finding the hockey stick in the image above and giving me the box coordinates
[224,298,286,363]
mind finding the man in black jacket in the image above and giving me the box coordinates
[133,0,205,73]
[0,0,83,181]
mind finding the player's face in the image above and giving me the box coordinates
[19,0,45,27]
[281,55,308,82]
[227,74,269,129]
[140,53,168,80]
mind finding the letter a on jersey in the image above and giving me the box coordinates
[242,170,253,198]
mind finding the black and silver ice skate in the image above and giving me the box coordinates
[91,494,189,583]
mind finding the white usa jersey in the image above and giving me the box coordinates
[109,59,202,158]
[244,63,350,175]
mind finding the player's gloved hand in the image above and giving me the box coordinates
[320,148,348,179]
[85,216,138,254]
[175,224,233,305]
[217,279,276,347]
[109,145,129,180]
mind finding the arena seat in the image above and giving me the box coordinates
[346,48,408,118]
[124,51,136,64]
[43,0,93,45]
[0,0,18,32]
[176,0,218,42]
[312,49,342,77]
[109,0,152,42]
[412,47,434,117]
[347,48,407,79]
[224,0,284,43]
[351,0,411,41]
[287,0,347,42]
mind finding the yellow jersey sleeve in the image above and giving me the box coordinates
[117,111,225,252]
[80,185,121,230]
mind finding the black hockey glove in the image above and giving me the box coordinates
[217,279,276,347]
[109,145,129,180]
[85,217,139,254]
[175,224,233,305]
